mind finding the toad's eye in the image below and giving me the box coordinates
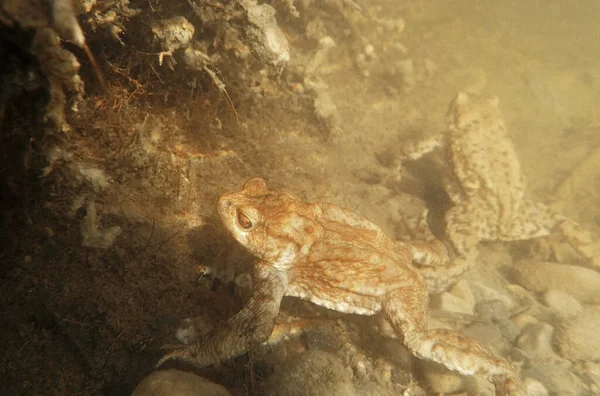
[237,212,253,229]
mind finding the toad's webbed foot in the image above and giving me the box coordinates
[157,264,287,369]
[156,315,217,367]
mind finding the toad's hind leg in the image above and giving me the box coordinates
[501,201,600,271]
[499,199,556,241]
[382,282,524,396]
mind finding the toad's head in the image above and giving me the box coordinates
[218,178,321,271]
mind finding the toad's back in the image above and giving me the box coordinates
[446,92,525,209]
[285,202,422,315]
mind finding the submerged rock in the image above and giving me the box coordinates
[523,377,549,396]
[431,291,474,315]
[524,362,587,395]
[555,308,600,361]
[419,360,466,395]
[516,322,559,361]
[261,349,356,396]
[542,289,583,319]
[512,260,600,303]
[132,369,231,396]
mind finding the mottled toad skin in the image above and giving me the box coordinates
[158,178,524,395]
[403,92,560,263]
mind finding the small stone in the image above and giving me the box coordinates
[550,239,582,264]
[474,299,520,341]
[542,289,582,319]
[470,283,516,310]
[432,292,474,315]
[524,362,587,395]
[498,321,521,344]
[579,361,600,391]
[132,369,231,396]
[512,260,600,303]
[463,322,504,351]
[511,313,539,331]
[419,360,466,395]
[261,350,356,396]
[524,377,549,396]
[450,280,475,305]
[516,322,559,361]
[555,308,600,361]
[355,360,367,377]
[505,284,538,307]
[475,299,510,322]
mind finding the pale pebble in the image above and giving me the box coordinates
[517,322,559,361]
[475,299,510,322]
[132,370,231,396]
[419,360,465,395]
[469,282,516,309]
[450,280,475,305]
[543,289,582,319]
[511,313,538,331]
[524,377,549,396]
[432,292,474,315]
[513,260,600,303]
[262,350,356,396]
[463,322,504,351]
[555,308,600,361]
[525,362,587,395]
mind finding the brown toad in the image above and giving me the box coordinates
[159,178,524,395]
[402,91,580,266]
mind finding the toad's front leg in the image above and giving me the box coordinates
[157,263,288,367]
[399,133,446,161]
